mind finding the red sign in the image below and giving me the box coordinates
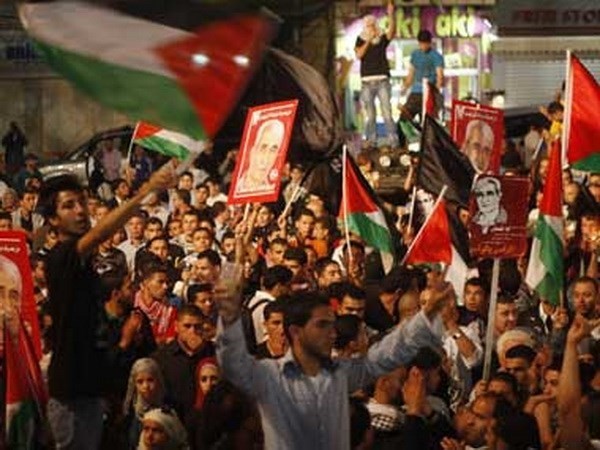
[228,100,298,205]
[0,230,42,357]
[451,100,504,175]
[468,176,529,259]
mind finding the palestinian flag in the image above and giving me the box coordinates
[563,52,600,171]
[525,140,564,305]
[404,195,452,265]
[133,122,203,160]
[339,154,395,273]
[18,2,274,139]
[5,318,48,449]
[404,193,470,296]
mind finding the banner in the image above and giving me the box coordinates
[0,230,42,357]
[228,99,298,205]
[451,100,504,174]
[468,176,529,259]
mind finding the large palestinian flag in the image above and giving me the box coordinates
[18,1,274,139]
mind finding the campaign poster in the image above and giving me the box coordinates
[469,176,529,259]
[228,99,299,205]
[0,230,42,357]
[451,100,504,175]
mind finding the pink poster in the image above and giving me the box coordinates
[452,100,504,174]
[228,99,299,205]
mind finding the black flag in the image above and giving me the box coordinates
[417,115,476,207]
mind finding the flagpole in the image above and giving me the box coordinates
[421,78,428,126]
[342,144,353,269]
[407,185,417,235]
[401,185,448,266]
[562,49,572,167]
[281,182,303,220]
[483,257,501,381]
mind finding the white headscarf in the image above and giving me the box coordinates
[123,358,166,418]
[138,408,189,450]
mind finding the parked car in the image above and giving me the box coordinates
[38,125,135,187]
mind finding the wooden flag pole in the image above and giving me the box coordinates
[341,145,353,269]
[483,257,501,381]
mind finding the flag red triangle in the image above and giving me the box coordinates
[405,198,452,265]
[565,54,600,171]
[134,122,162,140]
[339,156,379,216]
[540,140,563,217]
[155,15,274,138]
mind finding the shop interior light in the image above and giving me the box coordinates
[379,154,392,168]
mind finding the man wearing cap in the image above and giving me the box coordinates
[354,1,399,148]
[401,30,444,121]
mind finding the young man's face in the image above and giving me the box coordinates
[264,312,285,344]
[338,296,366,319]
[144,223,163,241]
[0,218,12,230]
[494,302,517,335]
[295,214,315,238]
[193,258,219,283]
[294,305,336,360]
[221,237,236,256]
[182,214,198,237]
[573,280,597,317]
[49,190,90,238]
[463,284,486,313]
[267,243,286,265]
[192,230,212,253]
[127,216,145,241]
[148,239,169,261]
[21,192,37,213]
[317,262,342,288]
[504,357,530,388]
[193,291,214,317]
[142,272,169,302]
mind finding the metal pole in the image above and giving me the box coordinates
[483,257,501,381]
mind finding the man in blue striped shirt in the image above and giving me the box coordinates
[216,282,452,450]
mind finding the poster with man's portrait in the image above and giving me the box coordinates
[451,100,504,175]
[228,100,299,205]
[468,176,529,259]
[0,230,42,356]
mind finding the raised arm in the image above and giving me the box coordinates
[557,315,593,450]
[386,1,395,41]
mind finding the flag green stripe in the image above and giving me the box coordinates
[34,40,207,140]
[134,135,190,160]
[571,152,600,172]
[346,212,394,254]
[8,400,36,449]
[533,216,563,305]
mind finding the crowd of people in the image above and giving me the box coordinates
[0,9,599,450]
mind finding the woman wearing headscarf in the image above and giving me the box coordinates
[138,407,189,450]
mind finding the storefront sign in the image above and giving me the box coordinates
[395,7,487,39]
[496,0,600,36]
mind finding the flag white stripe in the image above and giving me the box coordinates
[19,2,188,78]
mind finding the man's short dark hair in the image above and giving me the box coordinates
[0,211,12,222]
[176,189,192,206]
[110,177,127,192]
[139,259,168,280]
[283,247,307,266]
[269,237,288,249]
[496,295,515,306]
[211,201,227,218]
[147,236,169,249]
[573,275,599,294]
[283,291,330,341]
[97,270,127,303]
[505,344,537,365]
[38,174,84,219]
[489,371,520,399]
[338,281,367,301]
[294,207,315,222]
[342,240,365,255]
[19,186,38,199]
[177,304,204,321]
[417,29,432,43]
[334,314,362,350]
[262,265,293,291]
[409,346,442,371]
[187,283,213,302]
[314,257,336,277]
[196,249,222,268]
[221,230,235,242]
[146,216,164,229]
[263,300,285,321]
[465,276,487,292]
